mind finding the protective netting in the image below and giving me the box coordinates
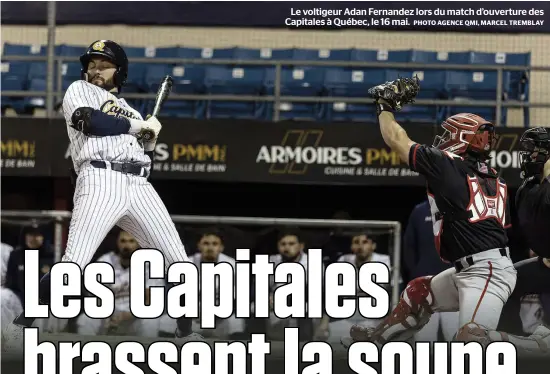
[1,25,549,126]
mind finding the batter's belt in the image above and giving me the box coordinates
[90,160,149,178]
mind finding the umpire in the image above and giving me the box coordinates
[498,127,550,334]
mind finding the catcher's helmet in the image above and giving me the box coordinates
[433,113,498,160]
[518,126,550,179]
[79,40,128,90]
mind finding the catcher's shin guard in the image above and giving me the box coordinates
[350,276,435,344]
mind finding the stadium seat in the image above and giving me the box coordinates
[2,43,45,56]
[213,47,263,60]
[176,47,214,59]
[264,66,326,121]
[444,70,510,125]
[447,51,472,65]
[143,64,206,118]
[323,68,377,122]
[23,78,47,112]
[155,47,179,58]
[401,70,447,124]
[58,44,86,57]
[1,62,29,113]
[28,62,47,80]
[1,61,30,82]
[350,49,383,62]
[204,65,266,119]
[61,62,82,80]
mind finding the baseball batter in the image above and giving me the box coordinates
[343,77,519,346]
[77,231,162,337]
[3,40,201,350]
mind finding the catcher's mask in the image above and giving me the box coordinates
[79,40,128,91]
[433,113,498,160]
[518,126,550,179]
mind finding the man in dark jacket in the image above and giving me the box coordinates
[5,222,55,305]
[402,200,459,343]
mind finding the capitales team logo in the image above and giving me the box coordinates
[92,41,105,52]
[100,100,140,120]
[255,129,362,175]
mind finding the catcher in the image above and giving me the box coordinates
[342,76,548,355]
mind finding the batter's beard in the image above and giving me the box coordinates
[89,76,116,91]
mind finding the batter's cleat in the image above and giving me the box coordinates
[2,322,25,354]
[174,328,206,343]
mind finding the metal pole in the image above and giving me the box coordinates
[54,216,63,263]
[46,1,56,118]
[391,223,402,308]
[496,68,503,126]
[274,64,281,122]
[56,58,63,107]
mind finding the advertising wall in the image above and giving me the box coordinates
[1,118,527,187]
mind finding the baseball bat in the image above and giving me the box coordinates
[141,75,174,141]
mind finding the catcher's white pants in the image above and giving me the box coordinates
[76,313,160,337]
[428,248,517,332]
[414,311,460,342]
[63,165,189,270]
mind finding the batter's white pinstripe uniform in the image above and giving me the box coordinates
[62,80,189,270]
[77,251,163,337]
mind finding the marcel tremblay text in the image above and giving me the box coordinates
[20,248,518,374]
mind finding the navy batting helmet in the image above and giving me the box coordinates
[80,40,128,90]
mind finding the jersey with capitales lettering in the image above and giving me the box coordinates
[515,176,550,258]
[62,80,151,174]
[409,144,511,263]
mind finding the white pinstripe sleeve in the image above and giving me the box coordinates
[62,80,103,124]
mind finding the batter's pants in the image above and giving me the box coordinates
[428,248,517,334]
[497,256,550,335]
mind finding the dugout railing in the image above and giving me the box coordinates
[0,210,402,308]
[3,54,550,127]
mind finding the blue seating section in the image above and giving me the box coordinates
[1,44,531,125]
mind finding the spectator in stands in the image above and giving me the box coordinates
[5,221,54,304]
[1,242,14,287]
[4,222,63,333]
[403,200,459,343]
[77,230,162,337]
[161,228,245,340]
[162,228,245,339]
[265,227,330,342]
[328,232,392,341]
[1,242,21,332]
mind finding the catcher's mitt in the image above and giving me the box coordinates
[368,75,420,112]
